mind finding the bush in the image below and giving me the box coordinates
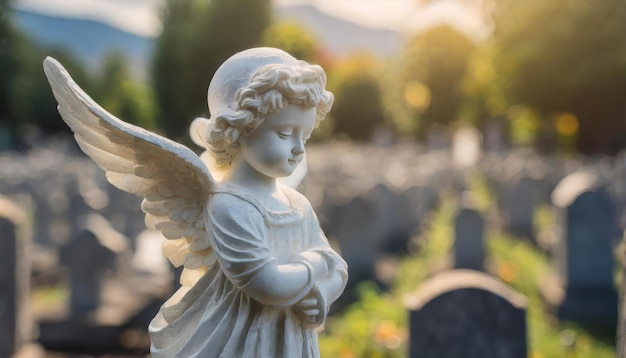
[327,54,387,141]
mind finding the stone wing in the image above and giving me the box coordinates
[44,57,217,288]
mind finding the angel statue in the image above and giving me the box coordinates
[43,47,348,357]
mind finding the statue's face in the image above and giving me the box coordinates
[239,104,316,178]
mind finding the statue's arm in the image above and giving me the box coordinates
[298,205,348,306]
[299,235,348,305]
[292,217,348,328]
[206,195,315,307]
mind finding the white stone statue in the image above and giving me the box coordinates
[44,47,348,357]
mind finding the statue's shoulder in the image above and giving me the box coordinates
[279,184,301,198]
[208,183,265,216]
[278,184,313,213]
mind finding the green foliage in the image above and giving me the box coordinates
[152,0,211,139]
[11,42,91,135]
[483,0,626,154]
[96,53,157,130]
[327,54,387,141]
[11,46,155,139]
[385,25,476,139]
[152,0,271,140]
[0,2,96,144]
[260,21,318,63]
[320,283,407,358]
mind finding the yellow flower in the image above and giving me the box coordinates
[497,262,517,282]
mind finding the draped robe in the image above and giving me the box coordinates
[149,183,348,357]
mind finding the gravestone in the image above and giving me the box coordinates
[405,270,528,358]
[59,228,116,314]
[392,185,439,252]
[368,183,414,254]
[502,176,536,241]
[104,182,144,239]
[619,239,626,358]
[453,202,485,271]
[332,196,379,286]
[0,196,33,357]
[482,117,508,153]
[548,171,619,328]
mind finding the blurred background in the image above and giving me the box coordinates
[1,0,626,356]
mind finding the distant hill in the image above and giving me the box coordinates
[11,4,400,80]
[275,4,401,57]
[13,9,155,78]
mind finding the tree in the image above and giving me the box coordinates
[0,1,91,145]
[0,1,21,144]
[152,0,200,139]
[260,21,318,63]
[486,0,626,154]
[152,0,271,140]
[96,53,157,130]
[328,54,386,141]
[386,25,476,139]
[11,46,90,135]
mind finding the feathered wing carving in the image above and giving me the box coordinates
[43,57,216,289]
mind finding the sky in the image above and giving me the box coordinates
[14,0,163,37]
[14,0,487,40]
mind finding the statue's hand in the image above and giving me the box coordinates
[294,286,326,328]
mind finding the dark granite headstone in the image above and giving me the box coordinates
[453,206,485,271]
[619,240,626,358]
[0,197,32,357]
[405,270,527,358]
[549,171,619,328]
[333,196,379,285]
[502,176,536,241]
[391,185,439,252]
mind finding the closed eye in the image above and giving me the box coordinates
[277,128,294,138]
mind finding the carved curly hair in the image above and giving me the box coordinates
[192,61,333,170]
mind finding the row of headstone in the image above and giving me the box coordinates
[447,167,622,352]
[0,141,145,250]
[320,182,441,298]
[463,160,621,337]
[38,224,173,355]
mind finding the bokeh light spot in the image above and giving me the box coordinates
[555,113,579,136]
[404,81,431,112]
[473,62,494,85]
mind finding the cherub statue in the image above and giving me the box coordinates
[44,47,348,357]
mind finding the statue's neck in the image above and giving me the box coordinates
[223,159,277,195]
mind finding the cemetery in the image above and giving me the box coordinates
[2,0,626,356]
[1,134,624,356]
